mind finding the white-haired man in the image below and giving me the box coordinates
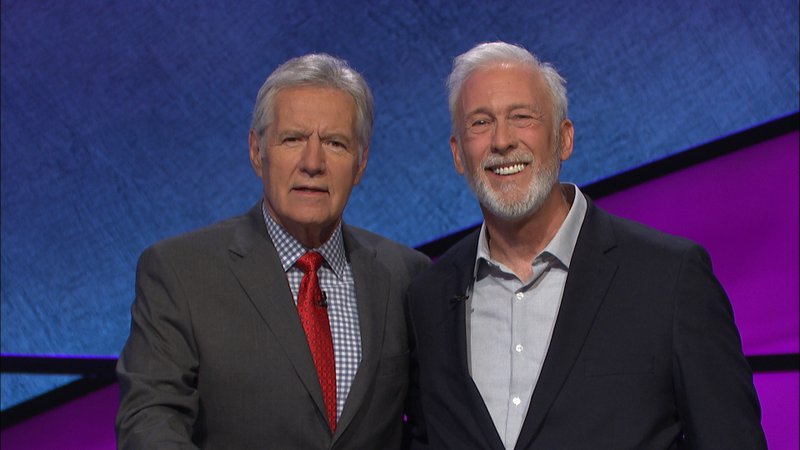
[404,42,765,449]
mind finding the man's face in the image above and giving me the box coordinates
[249,86,367,246]
[450,65,573,221]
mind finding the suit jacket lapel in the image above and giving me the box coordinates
[333,225,390,440]
[514,201,619,449]
[226,204,328,419]
[444,231,507,450]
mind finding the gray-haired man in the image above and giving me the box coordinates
[117,53,429,449]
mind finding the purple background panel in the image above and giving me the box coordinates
[0,383,117,450]
[2,373,798,449]
[753,371,800,450]
[594,131,800,356]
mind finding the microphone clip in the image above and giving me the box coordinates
[450,293,468,308]
[449,278,474,308]
[317,291,328,308]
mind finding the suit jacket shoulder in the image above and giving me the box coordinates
[343,224,431,279]
[140,205,266,265]
[407,228,479,297]
[596,204,700,254]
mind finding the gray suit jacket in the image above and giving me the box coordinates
[116,204,429,449]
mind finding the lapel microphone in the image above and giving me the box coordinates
[317,291,328,308]
[450,276,475,306]
[451,293,468,304]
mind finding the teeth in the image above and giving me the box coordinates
[493,163,525,175]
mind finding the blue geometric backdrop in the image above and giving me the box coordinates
[2,0,798,409]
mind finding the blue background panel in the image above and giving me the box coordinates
[1,0,798,409]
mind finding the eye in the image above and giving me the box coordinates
[282,136,304,147]
[468,118,492,134]
[509,114,535,127]
[324,139,349,151]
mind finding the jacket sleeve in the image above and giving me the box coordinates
[671,244,767,449]
[115,245,201,449]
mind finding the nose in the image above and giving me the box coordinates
[491,120,517,153]
[300,135,326,176]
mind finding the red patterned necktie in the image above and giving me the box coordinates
[295,251,337,432]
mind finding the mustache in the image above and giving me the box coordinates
[480,152,534,169]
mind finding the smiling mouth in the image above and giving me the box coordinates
[487,163,527,175]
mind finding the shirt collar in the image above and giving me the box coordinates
[474,183,587,278]
[261,202,348,279]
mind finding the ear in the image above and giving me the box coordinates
[248,129,263,176]
[558,119,574,162]
[353,146,369,185]
[449,135,465,175]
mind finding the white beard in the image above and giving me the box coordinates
[462,147,560,221]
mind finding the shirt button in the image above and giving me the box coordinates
[512,397,521,406]
[515,292,524,300]
[515,344,523,353]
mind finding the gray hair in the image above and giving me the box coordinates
[446,42,568,135]
[250,53,373,157]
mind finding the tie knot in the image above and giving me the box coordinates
[296,251,324,274]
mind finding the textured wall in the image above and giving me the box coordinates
[1,0,798,408]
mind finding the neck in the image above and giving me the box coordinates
[482,183,571,281]
[264,203,338,249]
[292,224,337,249]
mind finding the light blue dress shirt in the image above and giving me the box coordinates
[468,184,587,449]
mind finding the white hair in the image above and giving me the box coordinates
[446,42,568,136]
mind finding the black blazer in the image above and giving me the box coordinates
[404,199,765,449]
[116,204,429,449]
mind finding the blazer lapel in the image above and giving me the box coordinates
[226,205,328,420]
[443,231,507,450]
[332,226,391,441]
[514,201,619,449]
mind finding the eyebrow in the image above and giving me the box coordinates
[273,129,354,146]
[464,103,544,118]
[275,128,309,138]
[319,132,354,144]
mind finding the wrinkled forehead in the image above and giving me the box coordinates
[457,64,550,115]
[269,86,357,129]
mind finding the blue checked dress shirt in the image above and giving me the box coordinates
[262,203,362,421]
